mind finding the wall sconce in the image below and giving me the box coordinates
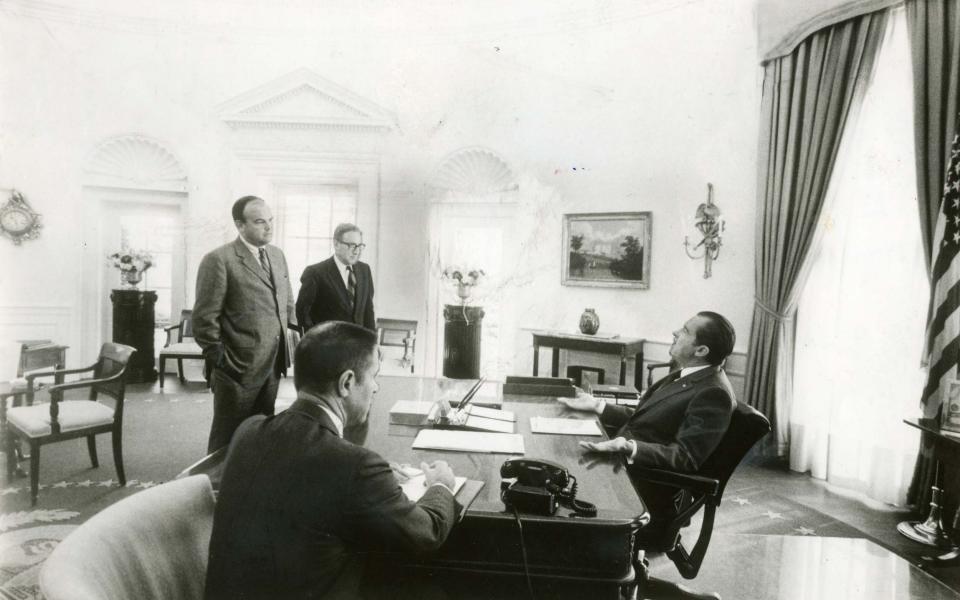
[683,183,724,278]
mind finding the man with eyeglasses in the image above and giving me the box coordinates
[296,223,377,333]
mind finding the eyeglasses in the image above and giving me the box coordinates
[337,240,366,252]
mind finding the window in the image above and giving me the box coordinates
[279,184,358,296]
[790,9,924,505]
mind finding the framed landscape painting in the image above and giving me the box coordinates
[562,212,652,289]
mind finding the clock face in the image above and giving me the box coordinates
[1,208,31,234]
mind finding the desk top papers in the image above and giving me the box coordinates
[412,429,525,454]
[529,417,603,436]
[463,405,516,422]
[400,470,468,502]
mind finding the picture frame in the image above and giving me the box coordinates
[943,379,960,433]
[561,212,652,289]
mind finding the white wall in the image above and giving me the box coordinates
[0,0,759,372]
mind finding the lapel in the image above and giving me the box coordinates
[287,397,341,438]
[634,366,718,416]
[321,257,354,315]
[233,238,274,290]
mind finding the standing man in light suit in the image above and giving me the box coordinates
[194,196,297,452]
[296,223,376,333]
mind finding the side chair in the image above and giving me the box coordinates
[4,342,136,505]
[376,318,417,373]
[159,309,205,389]
[630,401,771,600]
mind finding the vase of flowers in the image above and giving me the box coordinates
[107,248,154,290]
[442,266,485,305]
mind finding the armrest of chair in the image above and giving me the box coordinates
[163,323,182,347]
[26,365,95,386]
[629,466,719,497]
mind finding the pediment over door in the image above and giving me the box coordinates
[218,68,396,132]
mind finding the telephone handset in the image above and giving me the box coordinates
[500,458,597,517]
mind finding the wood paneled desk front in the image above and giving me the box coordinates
[530,330,645,390]
[180,376,647,599]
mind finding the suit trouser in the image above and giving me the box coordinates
[207,366,279,453]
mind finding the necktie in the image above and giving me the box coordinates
[258,248,274,286]
[346,265,357,308]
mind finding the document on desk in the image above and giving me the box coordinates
[530,417,603,436]
[400,470,468,502]
[463,405,516,422]
[412,429,525,454]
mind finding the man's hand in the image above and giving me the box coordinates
[558,388,603,414]
[422,460,456,492]
[579,436,632,456]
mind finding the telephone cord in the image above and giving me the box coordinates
[511,505,536,600]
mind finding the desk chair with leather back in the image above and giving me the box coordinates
[40,474,215,600]
[159,310,205,389]
[630,401,771,600]
[4,343,136,505]
[377,318,417,373]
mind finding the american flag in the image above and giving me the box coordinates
[922,126,960,416]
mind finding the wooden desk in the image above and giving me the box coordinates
[181,376,647,598]
[530,330,645,390]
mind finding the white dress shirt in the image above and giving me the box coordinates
[332,254,352,289]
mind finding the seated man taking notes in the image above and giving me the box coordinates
[205,321,459,600]
[560,311,736,521]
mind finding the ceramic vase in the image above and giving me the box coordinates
[579,308,599,335]
[121,270,143,289]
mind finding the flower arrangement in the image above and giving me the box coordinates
[442,266,485,302]
[107,248,153,288]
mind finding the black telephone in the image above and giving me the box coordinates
[500,458,596,517]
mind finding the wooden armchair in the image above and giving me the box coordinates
[159,309,205,389]
[377,318,417,373]
[631,402,770,599]
[4,343,136,505]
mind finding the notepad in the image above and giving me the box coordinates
[529,417,603,436]
[461,414,515,434]
[412,429,525,454]
[400,470,468,502]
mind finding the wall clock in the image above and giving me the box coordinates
[0,189,42,245]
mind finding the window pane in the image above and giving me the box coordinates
[154,288,172,324]
[149,252,173,284]
[284,196,310,238]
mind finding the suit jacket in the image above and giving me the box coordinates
[193,238,296,385]
[204,398,458,600]
[296,257,375,332]
[601,366,735,518]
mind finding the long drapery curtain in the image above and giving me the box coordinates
[743,11,889,449]
[905,0,960,510]
[790,10,925,505]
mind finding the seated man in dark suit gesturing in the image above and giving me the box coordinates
[296,223,376,332]
[560,311,736,520]
[205,322,459,600]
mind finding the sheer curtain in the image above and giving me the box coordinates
[790,10,926,505]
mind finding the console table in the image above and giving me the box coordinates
[529,330,645,390]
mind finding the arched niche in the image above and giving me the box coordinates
[429,147,518,201]
[84,133,188,192]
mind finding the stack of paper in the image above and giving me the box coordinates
[412,429,525,454]
[529,417,602,436]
